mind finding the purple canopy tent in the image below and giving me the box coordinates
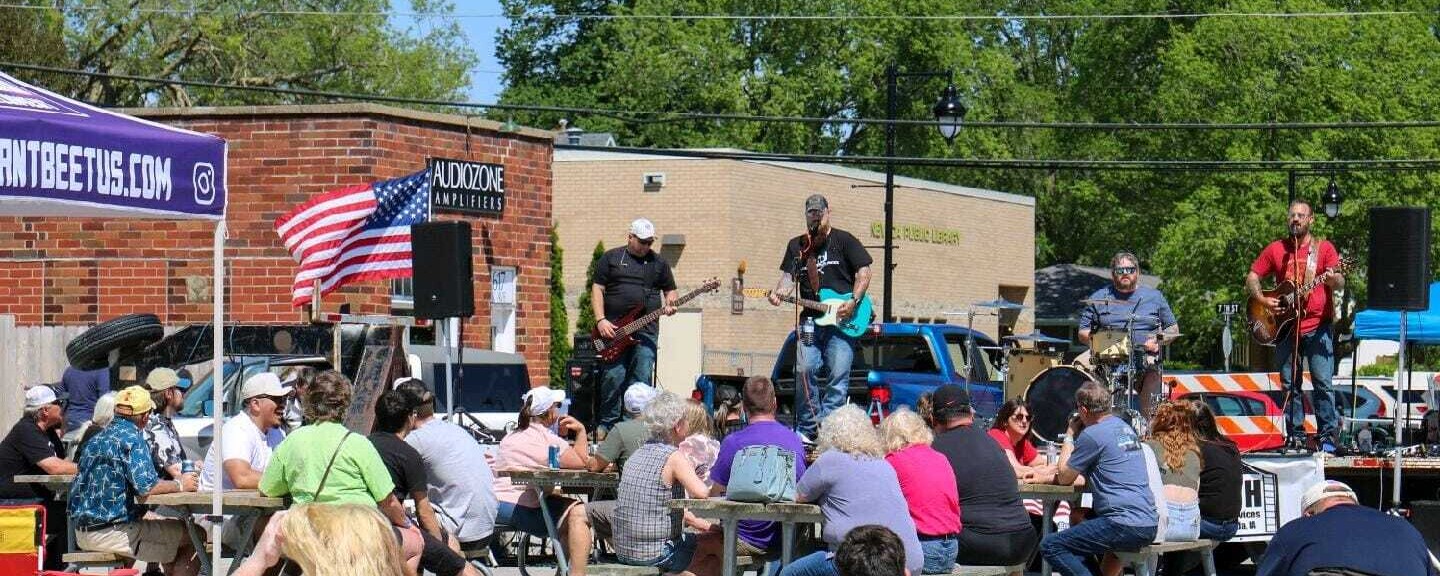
[0,69,230,568]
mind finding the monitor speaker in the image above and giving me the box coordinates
[411,221,475,319]
[1367,207,1431,311]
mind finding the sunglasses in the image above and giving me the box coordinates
[1011,413,1031,422]
[1113,266,1137,275]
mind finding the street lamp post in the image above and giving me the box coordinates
[882,65,965,322]
[1287,169,1345,218]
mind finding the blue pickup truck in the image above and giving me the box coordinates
[699,323,1009,421]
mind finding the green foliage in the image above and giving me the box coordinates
[549,226,571,386]
[2,1,475,107]
[1357,359,1396,378]
[575,241,606,336]
[498,0,1440,369]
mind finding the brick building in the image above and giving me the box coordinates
[554,147,1034,390]
[0,104,556,384]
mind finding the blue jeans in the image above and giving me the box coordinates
[795,326,855,437]
[1276,321,1338,440]
[1162,501,1201,542]
[1199,517,1238,542]
[620,534,698,573]
[780,550,838,576]
[920,537,959,574]
[599,333,657,430]
[1041,516,1156,576]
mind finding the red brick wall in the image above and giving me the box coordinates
[0,106,555,385]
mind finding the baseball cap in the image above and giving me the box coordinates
[1300,480,1358,513]
[145,367,189,391]
[629,218,656,240]
[804,194,829,213]
[240,372,293,402]
[623,383,658,414]
[522,387,567,416]
[114,385,156,416]
[931,384,971,414]
[24,385,66,409]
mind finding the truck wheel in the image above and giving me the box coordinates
[65,314,164,370]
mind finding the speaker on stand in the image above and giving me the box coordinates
[1367,207,1431,513]
[411,220,476,419]
[566,333,603,431]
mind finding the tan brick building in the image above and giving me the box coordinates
[0,104,556,384]
[555,148,1034,385]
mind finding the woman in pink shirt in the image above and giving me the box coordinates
[879,408,961,574]
[492,388,594,576]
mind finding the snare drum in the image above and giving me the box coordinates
[1004,349,1059,401]
[1024,365,1100,444]
[1090,329,1132,363]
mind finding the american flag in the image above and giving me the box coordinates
[275,169,430,307]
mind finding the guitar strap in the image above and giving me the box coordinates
[802,232,827,295]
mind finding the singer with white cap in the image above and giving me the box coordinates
[1257,479,1437,576]
[492,387,595,576]
[591,217,678,435]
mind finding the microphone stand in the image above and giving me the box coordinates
[792,233,815,437]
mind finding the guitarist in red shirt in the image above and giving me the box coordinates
[591,218,678,434]
[1245,200,1344,453]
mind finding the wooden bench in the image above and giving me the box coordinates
[1114,539,1217,576]
[62,551,128,573]
[950,563,1026,576]
[588,554,762,576]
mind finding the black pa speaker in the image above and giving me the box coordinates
[411,220,475,319]
[1367,207,1431,311]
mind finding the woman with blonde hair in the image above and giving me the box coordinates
[234,503,407,576]
[880,408,960,574]
[780,405,924,576]
[677,399,720,485]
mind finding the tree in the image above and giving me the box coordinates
[4,0,475,107]
[575,241,605,336]
[549,226,571,387]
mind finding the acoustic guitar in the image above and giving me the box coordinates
[1246,257,1352,345]
[741,288,874,338]
[592,278,720,363]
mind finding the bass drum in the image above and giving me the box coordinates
[1024,366,1099,444]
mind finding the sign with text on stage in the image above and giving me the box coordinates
[429,157,506,216]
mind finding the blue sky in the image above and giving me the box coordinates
[395,0,510,103]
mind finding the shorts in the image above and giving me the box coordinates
[497,496,581,538]
[420,526,469,576]
[619,533,699,573]
[77,519,189,563]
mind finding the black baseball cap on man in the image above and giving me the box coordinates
[931,384,972,416]
[804,194,828,213]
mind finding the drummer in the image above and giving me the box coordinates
[1077,252,1180,416]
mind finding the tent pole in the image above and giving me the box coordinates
[211,220,225,573]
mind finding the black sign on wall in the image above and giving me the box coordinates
[429,157,506,216]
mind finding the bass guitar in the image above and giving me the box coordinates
[741,288,874,338]
[593,278,720,363]
[1246,257,1352,345]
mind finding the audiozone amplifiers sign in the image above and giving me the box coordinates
[429,157,506,216]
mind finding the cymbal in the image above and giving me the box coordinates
[1081,298,1129,306]
[971,298,1029,310]
[1003,331,1071,345]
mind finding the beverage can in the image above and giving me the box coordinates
[547,445,560,469]
[1045,441,1058,466]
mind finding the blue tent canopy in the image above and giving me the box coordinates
[1353,282,1440,344]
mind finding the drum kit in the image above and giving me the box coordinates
[953,297,1183,444]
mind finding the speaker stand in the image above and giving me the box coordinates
[1393,310,1408,510]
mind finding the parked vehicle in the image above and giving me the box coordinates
[1172,390,1287,453]
[691,323,1007,422]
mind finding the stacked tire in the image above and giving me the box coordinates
[65,313,165,370]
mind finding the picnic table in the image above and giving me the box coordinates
[1018,482,1084,576]
[668,498,823,576]
[499,469,620,576]
[139,490,285,576]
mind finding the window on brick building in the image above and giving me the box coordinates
[391,277,414,313]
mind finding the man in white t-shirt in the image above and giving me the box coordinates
[199,373,289,549]
[397,379,499,548]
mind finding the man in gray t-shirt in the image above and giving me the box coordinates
[400,381,498,545]
[1042,382,1158,576]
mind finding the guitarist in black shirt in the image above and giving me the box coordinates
[769,194,873,440]
[591,218,678,434]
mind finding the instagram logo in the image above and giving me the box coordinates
[193,163,216,205]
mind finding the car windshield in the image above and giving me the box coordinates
[178,359,272,418]
[943,334,1001,382]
